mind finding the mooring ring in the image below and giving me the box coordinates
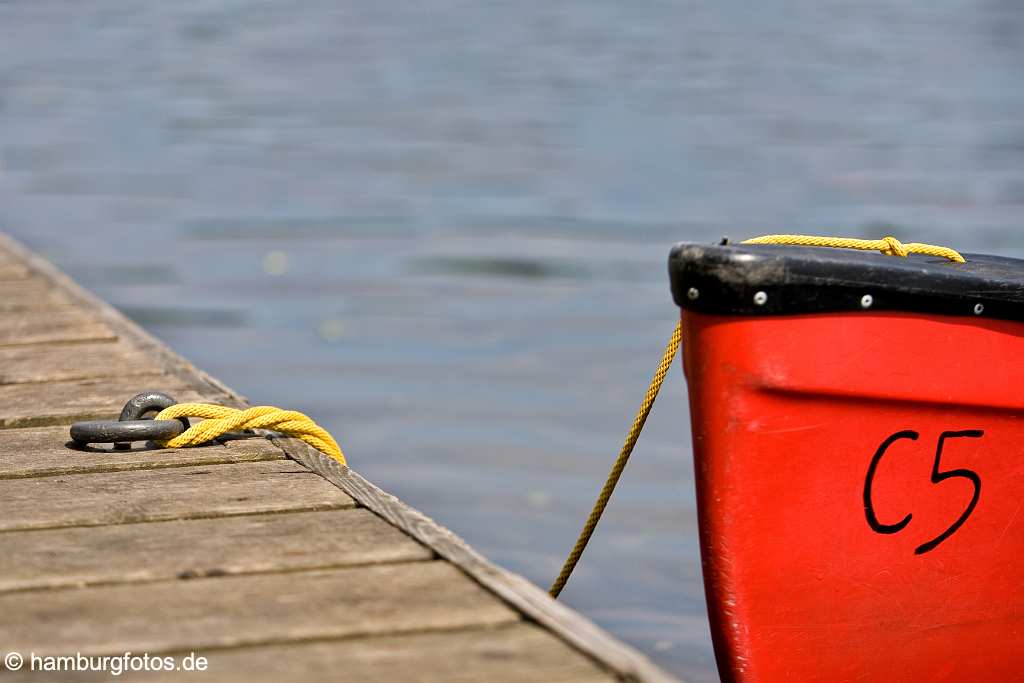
[69,391,190,446]
[70,418,188,445]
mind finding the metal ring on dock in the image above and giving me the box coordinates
[70,391,190,446]
[70,418,188,445]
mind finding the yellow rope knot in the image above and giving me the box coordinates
[154,403,345,465]
[879,235,908,258]
[741,233,965,263]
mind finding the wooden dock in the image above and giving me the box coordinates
[0,234,681,682]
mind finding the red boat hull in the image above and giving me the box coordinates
[682,309,1024,681]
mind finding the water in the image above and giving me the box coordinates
[2,2,1022,680]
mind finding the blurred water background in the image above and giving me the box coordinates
[2,2,1023,680]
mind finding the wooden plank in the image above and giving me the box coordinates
[0,235,247,406]
[0,509,432,592]
[0,279,75,312]
[0,310,117,347]
[185,623,615,683]
[274,436,680,683]
[0,623,616,682]
[0,374,231,428]
[0,239,34,263]
[0,258,32,280]
[0,562,518,656]
[0,250,33,279]
[0,341,156,385]
[0,460,355,531]
[0,426,285,479]
[0,234,684,683]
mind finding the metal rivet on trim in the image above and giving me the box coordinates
[753,291,768,306]
[687,287,699,301]
[860,294,873,309]
[974,303,985,315]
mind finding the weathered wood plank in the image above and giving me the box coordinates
[0,242,44,276]
[0,427,285,479]
[0,280,75,311]
[1,624,615,683]
[0,374,232,428]
[0,562,518,656]
[0,341,156,385]
[274,436,680,683]
[0,235,247,406]
[0,259,32,280]
[0,509,432,592]
[0,238,22,259]
[0,460,354,531]
[0,310,117,347]
[0,233,684,683]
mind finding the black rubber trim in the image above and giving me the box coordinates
[668,242,1024,320]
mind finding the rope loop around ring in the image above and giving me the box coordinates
[154,403,345,465]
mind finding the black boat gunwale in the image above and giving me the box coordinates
[669,242,1024,321]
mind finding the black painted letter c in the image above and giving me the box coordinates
[864,430,918,534]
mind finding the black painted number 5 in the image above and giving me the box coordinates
[864,429,983,555]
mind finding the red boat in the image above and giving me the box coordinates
[669,239,1024,681]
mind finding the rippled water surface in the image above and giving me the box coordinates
[2,2,1023,680]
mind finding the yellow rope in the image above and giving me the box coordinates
[154,403,345,466]
[549,232,965,599]
[741,234,965,263]
[549,321,682,598]
[149,232,963,599]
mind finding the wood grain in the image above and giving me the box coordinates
[0,234,686,683]
[1,624,615,682]
[0,426,285,479]
[0,279,74,311]
[0,341,156,385]
[274,436,680,683]
[0,460,355,531]
[0,374,229,428]
[0,562,518,656]
[0,234,249,407]
[0,509,432,592]
[0,310,117,347]
[0,257,31,280]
